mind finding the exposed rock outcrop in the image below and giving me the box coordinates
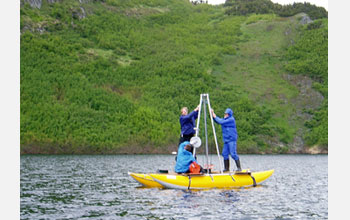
[22,0,42,9]
[21,23,46,34]
[305,145,328,154]
[21,0,98,9]
[72,7,86,20]
[284,74,324,111]
[282,74,324,152]
[47,0,62,3]
[21,0,62,9]
[300,14,313,25]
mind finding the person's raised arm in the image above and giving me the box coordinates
[211,108,234,125]
[184,105,199,119]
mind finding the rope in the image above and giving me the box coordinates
[250,174,257,187]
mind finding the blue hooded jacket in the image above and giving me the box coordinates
[213,108,238,142]
[175,141,197,173]
[179,110,198,136]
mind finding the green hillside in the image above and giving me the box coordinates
[20,0,328,154]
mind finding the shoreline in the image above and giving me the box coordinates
[20,144,328,155]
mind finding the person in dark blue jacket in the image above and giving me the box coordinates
[175,141,197,173]
[211,108,241,171]
[179,106,199,146]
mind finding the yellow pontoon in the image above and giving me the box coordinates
[129,169,274,189]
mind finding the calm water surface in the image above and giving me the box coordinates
[21,155,328,219]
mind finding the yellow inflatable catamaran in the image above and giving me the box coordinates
[128,94,274,189]
[129,169,274,189]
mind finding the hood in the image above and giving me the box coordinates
[225,108,233,117]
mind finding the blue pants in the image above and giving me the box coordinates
[222,141,239,161]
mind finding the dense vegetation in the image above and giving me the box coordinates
[20,0,328,154]
[224,0,327,20]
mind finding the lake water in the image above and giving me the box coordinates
[21,154,328,219]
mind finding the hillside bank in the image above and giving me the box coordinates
[20,0,328,154]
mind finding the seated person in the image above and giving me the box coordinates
[175,141,200,174]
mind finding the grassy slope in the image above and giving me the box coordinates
[20,1,326,154]
[212,14,316,152]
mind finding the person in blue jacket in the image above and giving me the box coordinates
[211,108,241,171]
[179,106,199,146]
[175,141,197,173]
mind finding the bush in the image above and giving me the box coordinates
[225,0,327,20]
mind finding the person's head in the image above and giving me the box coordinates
[184,144,193,153]
[224,108,233,118]
[181,107,188,116]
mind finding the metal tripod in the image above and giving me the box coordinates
[193,94,223,174]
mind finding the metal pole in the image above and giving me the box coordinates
[206,94,223,173]
[195,94,202,137]
[203,94,210,174]
[193,94,203,157]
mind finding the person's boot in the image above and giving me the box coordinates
[235,159,242,171]
[223,159,229,172]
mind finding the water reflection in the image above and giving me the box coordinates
[219,190,240,205]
